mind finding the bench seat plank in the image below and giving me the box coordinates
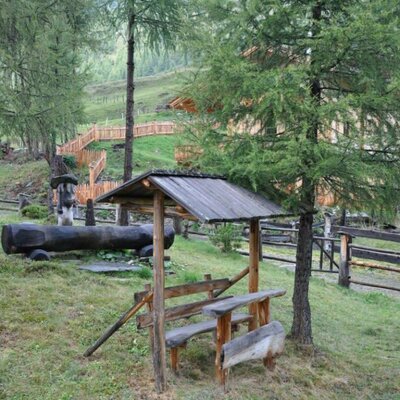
[202,289,286,318]
[166,313,252,348]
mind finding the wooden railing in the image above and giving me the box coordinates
[57,122,177,155]
[88,151,107,186]
[56,121,178,204]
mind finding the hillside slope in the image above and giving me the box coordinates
[84,71,188,126]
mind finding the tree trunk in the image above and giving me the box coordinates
[291,211,314,344]
[118,11,135,226]
[290,1,322,346]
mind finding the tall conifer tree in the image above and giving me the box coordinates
[185,0,400,344]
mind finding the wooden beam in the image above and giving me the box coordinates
[83,291,153,357]
[134,278,230,303]
[136,296,232,329]
[333,225,400,243]
[124,204,197,221]
[248,219,260,331]
[213,267,249,298]
[152,190,167,393]
[349,260,400,273]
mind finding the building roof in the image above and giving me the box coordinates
[96,170,284,223]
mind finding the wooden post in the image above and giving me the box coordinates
[215,313,232,385]
[204,274,214,299]
[144,283,154,355]
[248,218,260,331]
[339,233,352,287]
[85,199,96,226]
[153,190,167,393]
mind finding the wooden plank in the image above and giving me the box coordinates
[152,190,166,393]
[203,290,286,318]
[350,260,400,273]
[136,296,232,329]
[349,243,400,256]
[165,313,252,348]
[249,219,260,331]
[134,278,230,303]
[333,226,400,243]
[221,321,285,370]
[350,247,400,264]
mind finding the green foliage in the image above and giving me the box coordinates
[0,0,99,157]
[62,155,77,170]
[134,267,152,279]
[178,269,201,283]
[21,205,48,220]
[209,223,243,253]
[183,0,400,216]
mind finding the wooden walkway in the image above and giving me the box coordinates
[57,122,177,203]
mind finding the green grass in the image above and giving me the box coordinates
[0,216,399,399]
[0,160,49,201]
[87,135,179,178]
[84,71,187,125]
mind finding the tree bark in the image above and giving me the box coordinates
[290,1,322,345]
[118,11,135,226]
[291,211,314,344]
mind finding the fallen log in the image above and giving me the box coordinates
[1,223,175,255]
[221,320,285,370]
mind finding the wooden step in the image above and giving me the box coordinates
[165,313,252,348]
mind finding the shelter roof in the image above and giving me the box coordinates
[96,170,284,223]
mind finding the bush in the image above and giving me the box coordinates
[21,204,48,219]
[209,223,243,253]
[63,155,77,169]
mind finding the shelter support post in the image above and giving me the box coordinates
[248,218,260,331]
[152,190,167,393]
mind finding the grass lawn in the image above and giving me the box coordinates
[87,136,179,179]
[0,216,399,399]
[84,72,187,125]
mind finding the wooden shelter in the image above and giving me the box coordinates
[96,169,284,392]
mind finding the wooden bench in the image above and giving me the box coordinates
[202,289,286,385]
[134,274,253,372]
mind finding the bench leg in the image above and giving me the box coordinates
[263,351,276,371]
[170,347,179,373]
[216,313,231,386]
[257,298,270,326]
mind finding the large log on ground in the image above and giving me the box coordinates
[1,223,175,254]
[221,320,285,370]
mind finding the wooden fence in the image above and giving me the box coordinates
[55,121,178,204]
[333,226,400,292]
[75,181,121,205]
[88,151,107,186]
[57,122,177,155]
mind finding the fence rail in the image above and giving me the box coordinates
[75,181,121,205]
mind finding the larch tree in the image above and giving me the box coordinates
[0,0,97,160]
[104,0,184,225]
[184,0,400,344]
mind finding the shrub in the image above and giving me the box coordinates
[209,223,243,253]
[21,204,48,219]
[63,155,77,169]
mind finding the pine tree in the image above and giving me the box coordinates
[184,0,400,344]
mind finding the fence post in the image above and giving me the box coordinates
[338,233,352,287]
[93,123,98,141]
